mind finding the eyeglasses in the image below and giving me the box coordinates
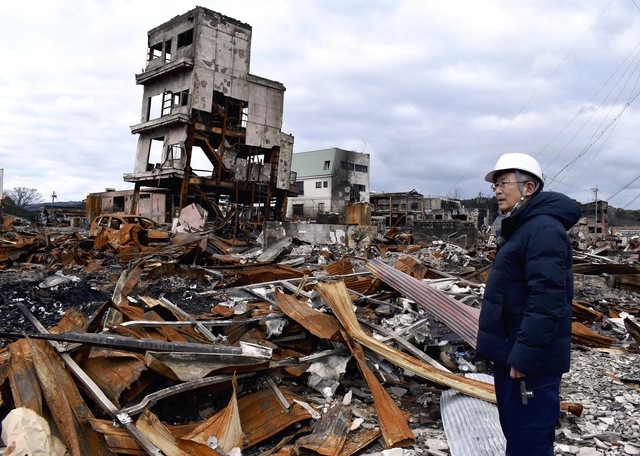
[490,180,527,192]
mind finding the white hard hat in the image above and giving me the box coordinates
[484,153,544,188]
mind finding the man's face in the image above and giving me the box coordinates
[493,171,526,213]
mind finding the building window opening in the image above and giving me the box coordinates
[241,107,248,128]
[113,196,125,213]
[295,181,304,195]
[161,92,174,116]
[148,42,163,62]
[172,90,189,110]
[318,202,325,212]
[148,94,163,120]
[353,184,366,192]
[177,28,194,49]
[167,144,183,167]
[323,181,328,188]
[340,161,368,173]
[164,39,172,62]
[148,137,164,170]
[323,160,330,170]
[315,182,322,188]
[293,204,304,216]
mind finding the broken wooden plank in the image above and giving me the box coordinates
[571,322,615,348]
[337,429,383,456]
[314,280,496,403]
[573,301,603,324]
[624,317,640,345]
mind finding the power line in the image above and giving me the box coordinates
[447,0,615,194]
[608,173,640,201]
[544,41,640,186]
[547,87,640,186]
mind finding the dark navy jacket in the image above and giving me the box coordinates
[476,192,581,376]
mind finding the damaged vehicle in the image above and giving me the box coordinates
[90,214,170,248]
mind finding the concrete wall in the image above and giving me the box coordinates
[263,221,377,248]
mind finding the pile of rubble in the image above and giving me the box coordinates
[0,214,639,456]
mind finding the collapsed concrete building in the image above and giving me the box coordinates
[118,7,295,227]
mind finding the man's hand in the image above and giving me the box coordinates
[510,367,525,379]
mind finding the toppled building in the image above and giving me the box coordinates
[121,7,296,226]
[577,200,609,235]
[370,189,426,227]
[288,148,370,221]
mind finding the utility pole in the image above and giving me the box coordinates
[591,186,600,234]
[51,191,57,222]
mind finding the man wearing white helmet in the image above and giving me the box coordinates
[476,153,581,455]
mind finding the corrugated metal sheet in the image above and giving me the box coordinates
[440,373,505,456]
[366,259,480,347]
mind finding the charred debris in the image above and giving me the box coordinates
[0,208,639,456]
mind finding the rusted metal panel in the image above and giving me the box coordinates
[185,375,243,452]
[294,402,351,456]
[86,419,148,455]
[314,281,496,403]
[326,257,354,276]
[135,408,222,455]
[366,258,480,347]
[347,339,415,448]
[79,349,149,408]
[343,276,380,295]
[274,289,343,341]
[224,264,305,287]
[239,387,314,448]
[8,339,43,415]
[26,338,113,456]
[394,256,429,280]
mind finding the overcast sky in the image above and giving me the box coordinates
[2,0,640,210]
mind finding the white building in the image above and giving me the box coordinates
[287,148,370,220]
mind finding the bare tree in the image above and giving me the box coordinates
[5,187,44,209]
[447,187,466,201]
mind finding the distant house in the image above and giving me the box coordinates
[287,148,370,220]
[86,188,176,225]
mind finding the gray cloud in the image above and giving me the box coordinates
[2,0,640,209]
